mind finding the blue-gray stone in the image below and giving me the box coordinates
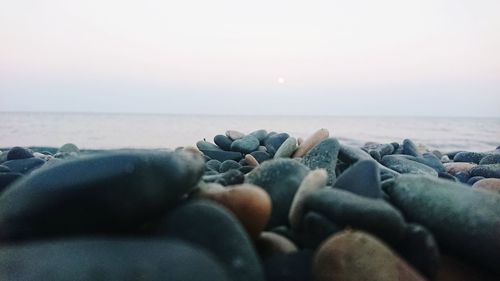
[381,155,438,176]
[264,133,290,155]
[301,138,340,185]
[333,159,381,198]
[453,151,488,164]
[205,159,221,172]
[0,239,230,281]
[339,144,400,178]
[467,176,485,185]
[230,136,260,154]
[250,129,268,143]
[154,200,264,281]
[250,151,271,163]
[200,149,243,162]
[6,147,33,160]
[300,211,342,249]
[396,154,445,173]
[239,166,254,174]
[0,165,11,172]
[197,140,221,151]
[479,154,500,165]
[203,169,244,186]
[362,142,394,161]
[470,164,500,178]
[2,158,45,174]
[58,143,80,154]
[0,150,204,242]
[454,171,470,183]
[214,135,233,151]
[402,139,421,157]
[0,172,22,192]
[246,159,309,228]
[219,160,242,173]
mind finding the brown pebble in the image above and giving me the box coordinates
[292,128,329,158]
[197,184,271,239]
[444,162,477,175]
[245,154,259,167]
[314,230,426,281]
[472,178,500,193]
[256,231,297,259]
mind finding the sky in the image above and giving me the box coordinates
[1,0,499,116]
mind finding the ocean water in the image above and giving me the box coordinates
[0,112,499,152]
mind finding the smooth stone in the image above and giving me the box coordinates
[245,154,259,167]
[154,200,265,281]
[453,151,487,164]
[0,172,22,192]
[2,157,46,174]
[431,150,443,159]
[226,130,246,140]
[206,159,221,172]
[289,169,328,230]
[0,239,230,281]
[214,134,233,151]
[314,230,426,281]
[264,133,290,155]
[396,223,440,279]
[454,171,469,183]
[203,169,245,186]
[420,153,446,173]
[197,184,271,239]
[204,170,219,176]
[250,151,271,163]
[239,166,254,174]
[264,250,314,281]
[467,176,485,185]
[6,146,34,160]
[362,142,394,161]
[219,159,242,173]
[469,164,500,178]
[0,150,204,242]
[402,139,422,157]
[0,151,7,163]
[29,146,58,155]
[231,135,260,154]
[339,144,400,178]
[479,154,500,165]
[257,232,298,259]
[0,164,11,172]
[444,162,477,175]
[273,137,297,159]
[472,178,500,193]
[441,155,451,163]
[303,188,407,244]
[292,128,329,158]
[250,129,268,142]
[384,174,500,274]
[258,146,267,152]
[301,138,340,185]
[196,140,221,151]
[436,255,499,281]
[301,211,342,249]
[246,159,310,228]
[333,159,382,198]
[33,152,53,161]
[58,143,80,154]
[381,155,438,176]
[200,149,243,162]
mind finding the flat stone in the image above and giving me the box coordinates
[246,159,310,228]
[6,146,33,160]
[154,200,265,281]
[381,155,438,176]
[292,128,329,158]
[264,133,290,155]
[301,138,340,185]
[273,137,297,159]
[333,159,382,198]
[214,135,233,151]
[472,178,500,193]
[2,157,46,174]
[219,159,242,173]
[0,150,204,242]
[230,135,260,154]
[453,152,488,164]
[205,159,221,172]
[226,130,245,140]
[249,129,268,142]
[196,140,221,151]
[200,149,243,162]
[479,154,500,165]
[469,164,500,178]
[250,151,271,163]
[0,239,230,281]
[384,175,500,274]
[402,139,422,157]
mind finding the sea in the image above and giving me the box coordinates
[0,112,499,153]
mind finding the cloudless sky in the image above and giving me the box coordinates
[1,0,499,116]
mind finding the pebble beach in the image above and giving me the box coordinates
[0,128,499,281]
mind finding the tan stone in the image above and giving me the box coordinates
[444,162,477,175]
[245,154,259,167]
[292,128,329,158]
[473,178,500,194]
[225,130,245,140]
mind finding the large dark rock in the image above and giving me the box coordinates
[333,159,382,198]
[0,172,22,192]
[0,239,230,281]
[479,154,500,165]
[6,146,34,160]
[0,150,204,242]
[301,138,340,186]
[154,200,264,281]
[381,155,437,176]
[384,175,500,274]
[231,136,260,154]
[2,157,46,174]
[246,159,309,228]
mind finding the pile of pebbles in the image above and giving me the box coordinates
[0,128,499,281]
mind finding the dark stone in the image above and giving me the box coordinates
[239,166,254,174]
[246,159,309,228]
[200,149,243,162]
[206,159,221,172]
[264,133,290,155]
[239,158,248,166]
[214,135,233,151]
[6,146,33,160]
[231,136,260,154]
[154,200,264,281]
[446,150,465,159]
[2,157,46,174]
[479,154,500,165]
[396,223,440,279]
[421,153,446,173]
[333,159,382,198]
[219,160,242,173]
[384,175,500,274]
[431,150,443,159]
[467,176,485,185]
[29,146,59,155]
[0,150,204,242]
[339,144,399,178]
[391,142,400,150]
[203,169,244,186]
[301,138,340,186]
[264,250,314,281]
[196,140,221,151]
[250,151,271,163]
[438,171,459,182]
[250,129,268,143]
[470,164,500,178]
[0,172,22,192]
[303,188,407,245]
[454,171,470,183]
[0,165,11,172]
[453,152,488,164]
[362,142,394,161]
[381,155,437,176]
[402,139,421,157]
[0,239,230,281]
[300,211,341,250]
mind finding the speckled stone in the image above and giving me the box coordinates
[292,128,329,158]
[300,138,340,185]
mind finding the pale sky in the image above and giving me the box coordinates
[1,0,499,116]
